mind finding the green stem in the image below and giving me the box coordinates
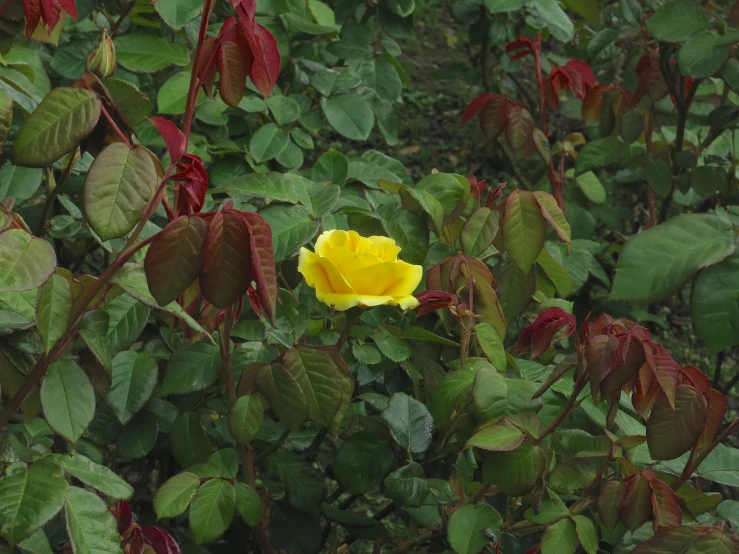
[37,153,76,236]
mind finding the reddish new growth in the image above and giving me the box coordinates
[23,0,76,36]
[110,500,182,554]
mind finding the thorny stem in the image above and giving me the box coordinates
[335,308,360,352]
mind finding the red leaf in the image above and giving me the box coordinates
[680,365,711,392]
[129,528,146,554]
[646,385,708,461]
[172,155,208,216]
[648,476,682,530]
[505,106,535,158]
[598,481,626,533]
[111,500,132,535]
[145,216,208,306]
[141,526,182,554]
[621,473,653,532]
[563,60,595,96]
[461,93,494,128]
[195,36,219,96]
[415,290,458,317]
[644,343,680,408]
[698,389,728,449]
[247,285,263,318]
[586,334,619,399]
[479,95,512,140]
[240,20,281,98]
[240,211,277,324]
[201,210,253,309]
[582,84,615,124]
[517,307,576,358]
[149,117,186,164]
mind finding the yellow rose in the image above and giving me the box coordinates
[298,230,423,311]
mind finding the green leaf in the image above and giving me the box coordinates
[189,481,236,544]
[261,204,319,262]
[265,95,301,126]
[282,12,338,35]
[157,71,192,114]
[235,482,262,526]
[312,149,349,185]
[83,143,158,241]
[503,190,546,274]
[381,392,434,454]
[415,172,469,222]
[692,251,739,351]
[211,448,244,477]
[631,526,739,554]
[447,504,502,554]
[0,162,43,204]
[36,274,72,354]
[334,431,394,494]
[263,451,324,516]
[462,207,499,257]
[373,327,411,362]
[114,34,190,72]
[466,419,524,452]
[646,0,709,42]
[229,394,264,444]
[532,0,574,42]
[525,497,569,524]
[40,359,95,443]
[541,518,577,554]
[103,79,152,126]
[117,412,158,459]
[53,454,133,500]
[0,461,67,547]
[0,230,56,292]
[325,40,373,60]
[475,323,506,371]
[310,68,361,97]
[154,472,201,518]
[212,172,339,218]
[644,157,672,198]
[14,88,100,167]
[106,350,158,424]
[111,263,211,339]
[320,503,389,540]
[383,462,428,508]
[537,249,573,297]
[255,363,307,430]
[383,209,429,265]
[154,0,202,28]
[611,214,735,302]
[17,529,53,554]
[105,294,149,352]
[482,442,546,496]
[282,346,353,431]
[678,31,730,78]
[575,171,606,205]
[485,0,523,12]
[0,87,11,145]
[575,137,629,175]
[647,384,707,460]
[321,94,374,140]
[169,413,212,468]
[358,58,402,102]
[572,515,598,554]
[65,487,123,554]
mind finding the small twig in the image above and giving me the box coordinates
[671,417,739,490]
[108,0,136,35]
[253,429,290,464]
[499,140,535,190]
[536,371,589,442]
[713,350,726,390]
[100,104,132,148]
[37,153,77,235]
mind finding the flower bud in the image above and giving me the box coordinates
[86,29,116,78]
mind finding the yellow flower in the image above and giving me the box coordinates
[298,230,423,311]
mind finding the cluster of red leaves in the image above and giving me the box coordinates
[633,52,693,106]
[518,309,730,536]
[196,0,280,104]
[467,175,506,206]
[144,118,277,321]
[110,501,181,554]
[22,0,75,36]
[544,60,595,110]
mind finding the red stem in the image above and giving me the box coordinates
[182,0,216,143]
[100,104,132,148]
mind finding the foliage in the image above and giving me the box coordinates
[0,0,738,553]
